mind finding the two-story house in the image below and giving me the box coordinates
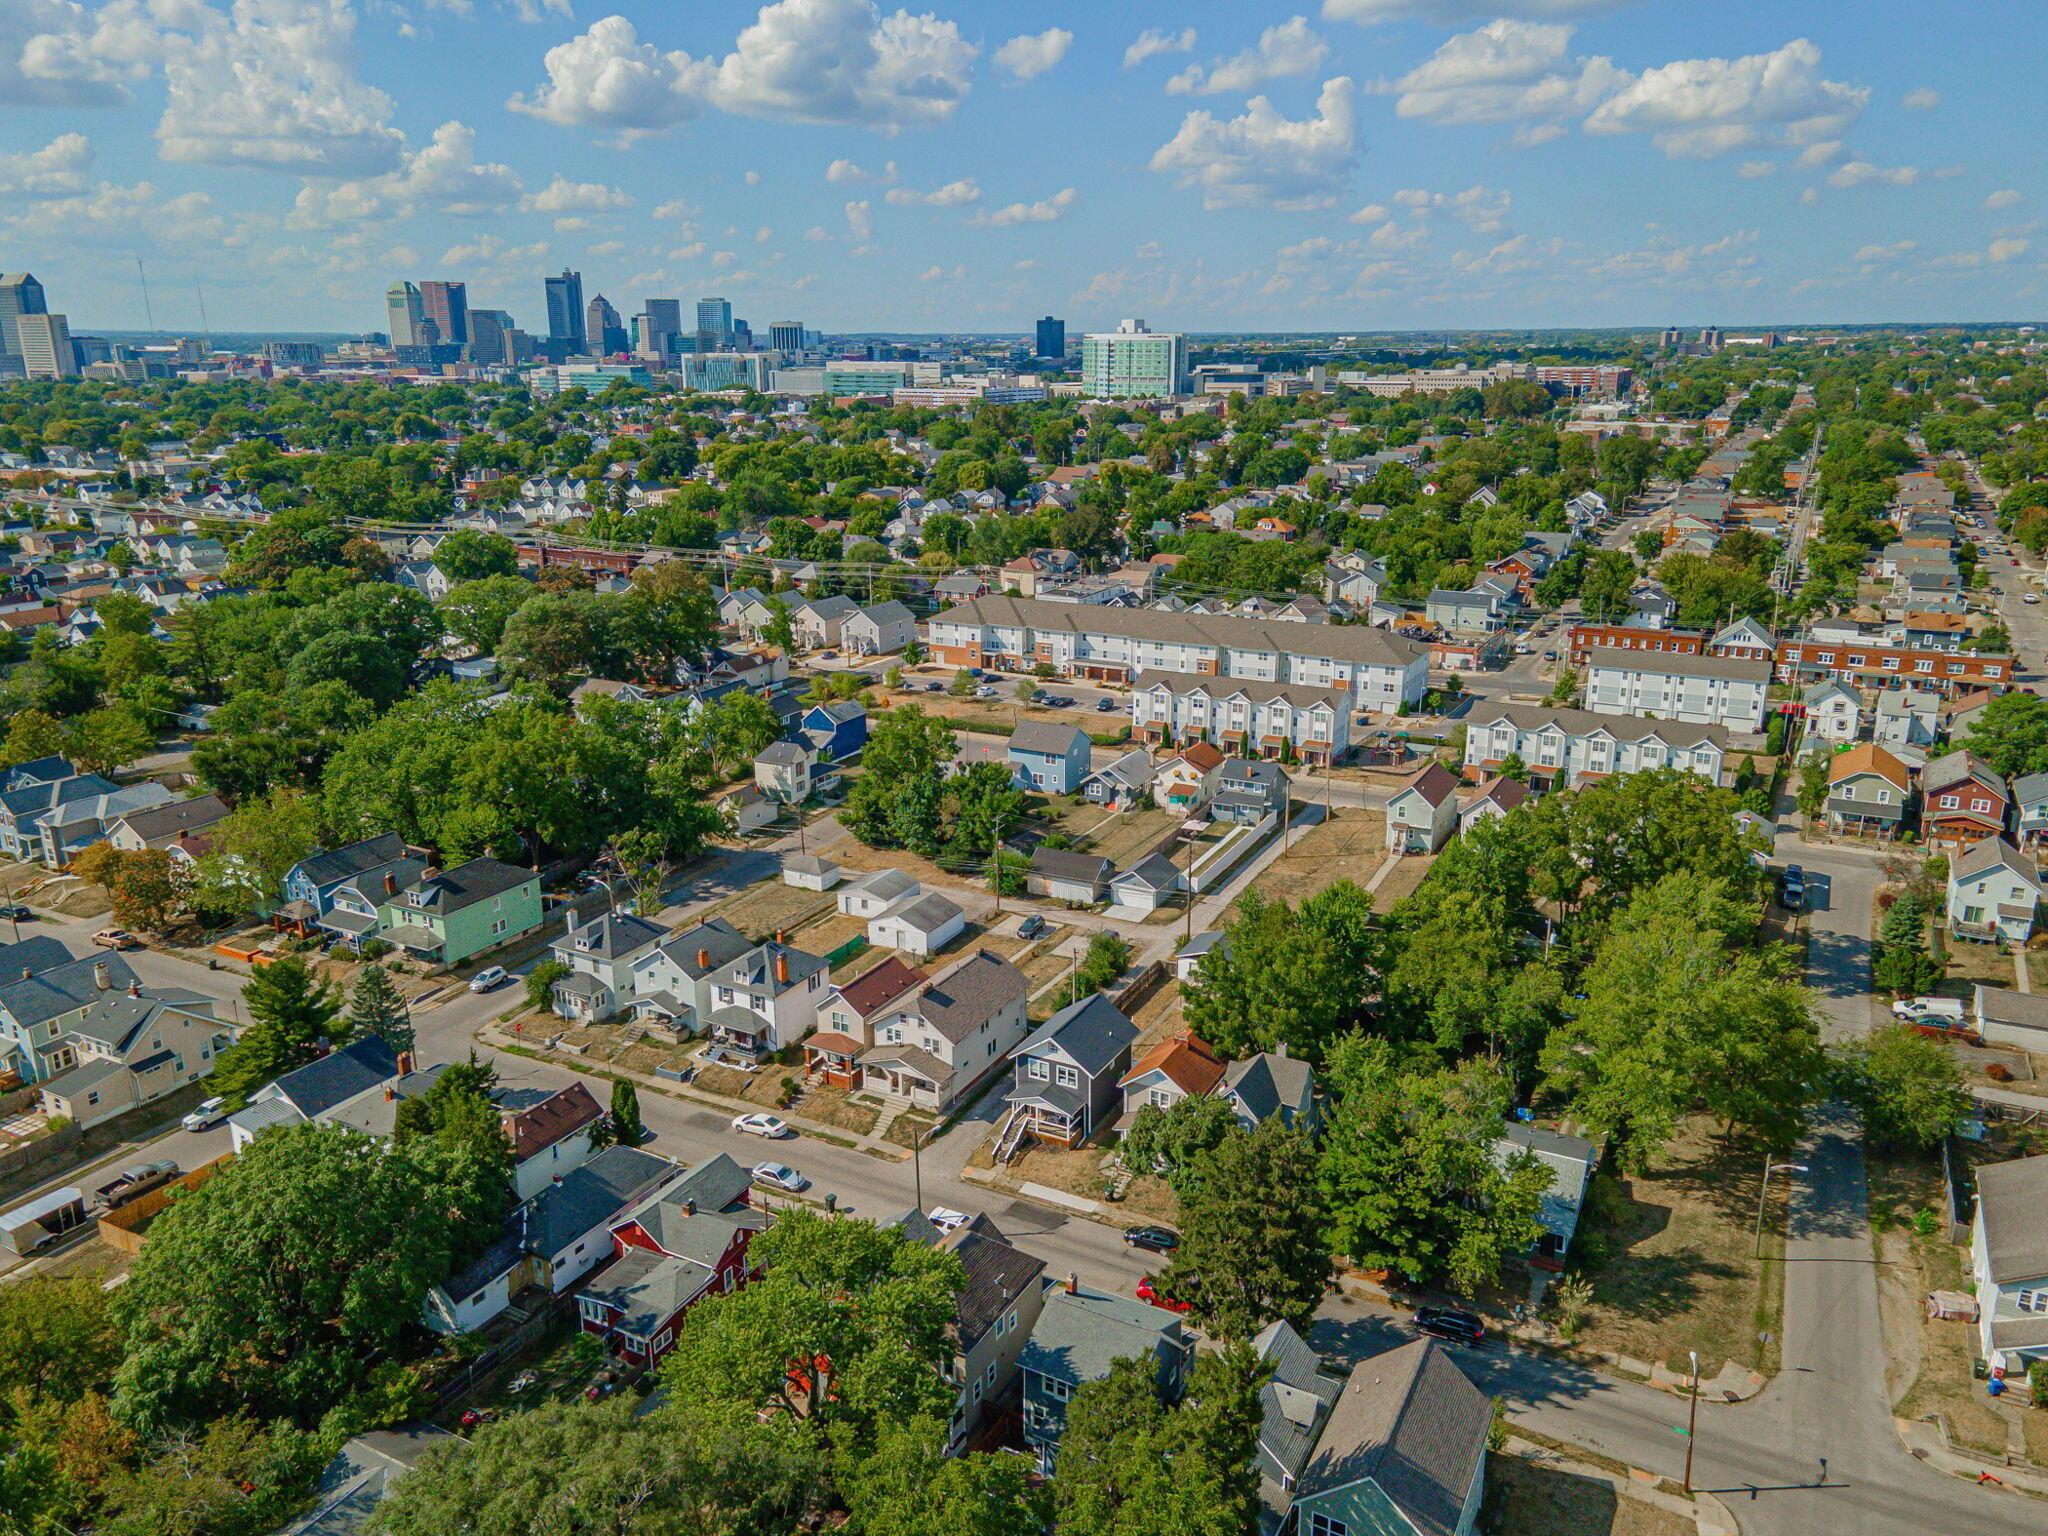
[1212,758,1288,825]
[799,700,868,759]
[1802,680,1864,744]
[805,955,927,1086]
[859,950,1030,1113]
[1947,838,2043,945]
[999,994,1138,1154]
[1020,1276,1189,1471]
[1826,743,1911,839]
[840,599,917,656]
[940,1214,1049,1452]
[504,1082,606,1201]
[548,909,668,1023]
[279,832,412,932]
[753,741,815,804]
[1874,685,1942,750]
[0,774,117,862]
[104,793,232,855]
[0,941,142,1085]
[319,854,433,951]
[1117,1032,1226,1121]
[227,1036,405,1150]
[376,858,545,968]
[1247,1320,1345,1536]
[1922,751,2010,853]
[1971,1154,2048,1382]
[1131,674,1350,766]
[1460,704,1727,793]
[1385,762,1459,854]
[1495,1122,1598,1269]
[38,782,176,866]
[1008,721,1093,795]
[2010,772,2048,851]
[33,985,232,1130]
[1153,741,1227,813]
[1219,1047,1317,1134]
[701,936,828,1056]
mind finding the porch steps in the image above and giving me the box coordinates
[869,1099,907,1144]
[994,1107,1030,1165]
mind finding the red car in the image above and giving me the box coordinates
[1136,1276,1192,1313]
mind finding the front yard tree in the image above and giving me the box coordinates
[1319,1035,1550,1294]
[106,848,179,933]
[525,959,570,1012]
[1840,1025,1970,1150]
[208,955,344,1101]
[111,1125,496,1429]
[839,1416,1051,1536]
[1962,688,2048,777]
[0,1275,121,1403]
[609,1078,644,1147]
[1118,1093,1239,1193]
[1183,883,1375,1061]
[840,706,956,856]
[1161,1118,1331,1340]
[348,963,413,1056]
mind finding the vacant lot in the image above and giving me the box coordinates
[1252,808,1386,906]
[1370,852,1436,913]
[1480,1453,1692,1536]
[700,878,838,941]
[1570,1118,1784,1379]
[1071,807,1181,870]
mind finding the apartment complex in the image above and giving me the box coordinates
[1775,637,2013,697]
[1582,647,1771,732]
[927,595,1428,711]
[1079,319,1189,399]
[1130,672,1351,765]
[1462,703,1729,791]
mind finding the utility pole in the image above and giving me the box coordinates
[1682,1348,1701,1495]
[990,810,1008,918]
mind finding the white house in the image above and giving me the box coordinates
[754,742,814,803]
[1461,703,1728,793]
[1129,672,1350,766]
[548,909,667,1023]
[1947,837,2043,944]
[626,916,756,1034]
[1971,1155,2048,1379]
[1495,1122,1598,1267]
[699,936,830,1056]
[1457,774,1530,835]
[1581,647,1770,733]
[1802,681,1864,744]
[858,949,1030,1112]
[1873,685,1942,750]
[1385,763,1459,854]
[840,600,917,656]
[716,785,776,834]
[868,890,967,957]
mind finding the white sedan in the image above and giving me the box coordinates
[731,1112,794,1139]
[752,1161,810,1192]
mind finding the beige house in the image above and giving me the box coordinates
[35,989,233,1130]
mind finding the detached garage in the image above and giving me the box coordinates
[868,892,967,957]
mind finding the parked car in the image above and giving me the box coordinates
[1777,865,1807,910]
[732,1113,794,1139]
[1911,1019,1983,1045]
[975,685,997,698]
[1122,1225,1180,1254]
[1096,697,1118,713]
[94,1160,179,1211]
[928,1206,969,1233]
[1136,1275,1192,1313]
[752,1161,809,1193]
[1892,996,1966,1024]
[1412,1306,1486,1346]
[925,680,945,691]
[2026,592,2041,605]
[468,965,509,994]
[181,1096,228,1132]
[0,904,32,921]
[1017,914,1048,940]
[92,928,138,950]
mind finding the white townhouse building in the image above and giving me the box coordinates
[1462,703,1730,793]
[1581,646,1771,734]
[926,595,1427,713]
[1129,672,1351,765]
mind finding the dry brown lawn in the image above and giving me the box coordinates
[692,1062,790,1108]
[1480,1454,1693,1536]
[790,910,867,959]
[700,879,838,941]
[1071,808,1181,869]
[883,1107,941,1150]
[1569,1118,1785,1379]
[1128,978,1188,1048]
[1252,808,1386,906]
[791,1082,881,1136]
[829,837,990,895]
[1370,852,1436,913]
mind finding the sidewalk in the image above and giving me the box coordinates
[1896,1418,2048,1500]
[1499,1435,1744,1536]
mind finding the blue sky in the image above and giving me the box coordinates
[2,0,2044,335]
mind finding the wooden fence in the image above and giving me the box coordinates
[96,1153,236,1254]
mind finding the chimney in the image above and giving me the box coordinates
[18,966,27,980]
[775,929,786,944]
[127,981,141,998]
[384,1086,396,1102]
[420,867,440,885]
[383,872,398,896]
[398,1050,415,1076]
[775,953,789,985]
[1066,1271,1079,1295]
[93,961,110,991]
[1273,1041,1288,1059]
[685,1198,697,1217]
[697,947,710,970]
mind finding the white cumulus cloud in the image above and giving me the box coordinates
[827,157,897,183]
[0,132,93,196]
[1150,76,1359,210]
[523,173,634,212]
[993,26,1070,82]
[1984,189,2022,211]
[1582,38,1868,159]
[1389,19,1625,128]
[1168,16,1326,96]
[1900,86,1939,111]
[970,187,1075,226]
[886,177,981,207]
[1123,26,1194,69]
[1827,160,1917,188]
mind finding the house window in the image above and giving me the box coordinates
[971,1378,983,1403]
[1307,1515,1350,1536]
[1148,1088,1174,1108]
[986,1361,998,1388]
[86,1091,99,1106]
[653,1328,673,1354]
[1056,1064,1080,1089]
[2018,1289,2048,1314]
[1043,1377,1070,1402]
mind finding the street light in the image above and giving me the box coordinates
[1682,1348,1701,1496]
[1752,1157,1809,1258]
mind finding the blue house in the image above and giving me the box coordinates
[280,833,413,925]
[1008,721,1092,795]
[801,700,868,760]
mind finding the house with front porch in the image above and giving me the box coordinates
[1802,680,1864,744]
[806,955,927,1087]
[2010,772,2048,850]
[1153,741,1226,813]
[1826,743,1911,839]
[1008,721,1092,794]
[1923,751,2010,853]
[1971,1154,2048,1381]
[1117,1032,1225,1121]
[1080,748,1155,809]
[1219,1047,1316,1133]
[0,940,142,1085]
[376,858,545,968]
[754,741,815,804]
[1020,1276,1188,1472]
[999,993,1137,1154]
[1460,703,1728,792]
[627,917,757,1035]
[549,909,667,1023]
[279,833,411,931]
[0,774,119,862]
[1947,838,2042,945]
[699,935,828,1056]
[1385,763,1459,854]
[33,988,232,1131]
[859,949,1029,1113]
[1212,758,1288,825]
[1130,673,1349,765]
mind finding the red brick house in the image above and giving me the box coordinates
[1922,750,2009,853]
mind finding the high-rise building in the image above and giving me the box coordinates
[1034,316,1065,359]
[16,313,76,378]
[1,272,50,357]
[385,281,426,348]
[731,319,752,353]
[545,270,587,353]
[768,321,806,353]
[467,309,514,366]
[1080,318,1188,399]
[419,281,469,348]
[264,340,326,369]
[586,294,628,355]
[695,297,733,349]
[638,299,682,362]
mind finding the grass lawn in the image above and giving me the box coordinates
[2027,947,2048,992]
[791,1082,880,1137]
[1370,852,1436,913]
[1071,807,1181,870]
[1480,1453,1693,1536]
[790,909,867,959]
[1568,1118,1785,1378]
[1128,978,1188,1048]
[693,1061,793,1108]
[1941,936,2020,992]
[830,837,992,895]
[701,878,837,942]
[883,1107,940,1150]
[1251,808,1386,906]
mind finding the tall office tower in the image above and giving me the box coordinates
[1660,326,1683,349]
[468,309,514,365]
[586,294,628,355]
[544,269,587,352]
[695,297,732,348]
[768,320,805,353]
[731,319,752,352]
[1079,318,1189,399]
[639,298,682,361]
[385,281,426,348]
[16,313,76,378]
[418,281,469,347]
[0,272,48,357]
[1034,315,1065,359]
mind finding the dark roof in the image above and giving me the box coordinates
[833,955,928,1017]
[578,1247,715,1338]
[112,792,231,843]
[1018,1279,1183,1387]
[293,832,408,889]
[724,938,828,997]
[505,1082,603,1161]
[0,949,140,1029]
[61,990,214,1053]
[0,755,75,791]
[391,857,535,915]
[1224,1051,1315,1123]
[0,934,81,979]
[1976,1155,2048,1283]
[622,1152,755,1252]
[1010,720,1090,757]
[944,1220,1047,1351]
[652,916,753,979]
[273,1036,400,1119]
[1030,847,1113,885]
[1116,852,1180,892]
[1297,1340,1492,1536]
[1499,1121,1598,1164]
[1018,993,1137,1077]
[1251,1320,1344,1523]
[282,1429,455,1536]
[915,951,1028,1043]
[525,1146,679,1257]
[560,910,666,961]
[0,772,117,820]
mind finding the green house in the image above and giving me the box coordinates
[1285,1339,1491,1536]
[376,857,544,968]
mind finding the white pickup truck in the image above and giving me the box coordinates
[1891,996,1965,1023]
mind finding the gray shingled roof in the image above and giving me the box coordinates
[0,950,141,1029]
[1010,720,1090,757]
[1017,993,1136,1077]
[1250,1319,1344,1528]
[1018,1280,1183,1388]
[945,1220,1047,1352]
[915,951,1028,1043]
[1224,1051,1313,1125]
[1976,1156,2048,1284]
[272,1036,400,1119]
[394,857,534,915]
[942,593,1425,669]
[652,917,753,979]
[1030,847,1113,886]
[1297,1339,1491,1536]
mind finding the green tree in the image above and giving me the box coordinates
[1162,1118,1330,1340]
[191,786,321,917]
[429,529,519,582]
[609,1078,644,1147]
[1119,1093,1239,1190]
[64,705,155,776]
[1839,1024,1969,1150]
[839,706,956,855]
[348,963,413,1056]
[1797,748,1832,820]
[208,956,343,1101]
[525,958,570,1012]
[838,1417,1051,1536]
[1183,883,1375,1061]
[0,1275,122,1403]
[112,1125,500,1429]
[106,848,179,932]
[438,574,536,655]
[0,706,66,767]
[1963,689,2048,778]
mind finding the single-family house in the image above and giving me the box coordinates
[1973,986,2048,1053]
[867,890,967,957]
[1923,751,2010,852]
[279,1428,455,1536]
[376,858,544,968]
[2011,772,2048,850]
[790,594,858,650]
[1457,774,1529,835]
[1117,1032,1226,1121]
[716,784,776,833]
[1802,681,1864,744]
[227,1036,403,1150]
[1019,1276,1189,1471]
[0,941,143,1085]
[1000,993,1138,1152]
[628,916,756,1034]
[504,1082,606,1201]
[940,1215,1049,1452]
[1212,758,1288,825]
[1080,748,1155,809]
[1874,685,1942,751]
[1826,743,1912,839]
[859,949,1030,1112]
[800,700,868,759]
[1028,848,1113,904]
[38,781,176,866]
[33,988,232,1130]
[1247,1320,1346,1536]
[1008,721,1092,795]
[1286,1339,1492,1536]
[1385,763,1459,854]
[840,599,916,656]
[1947,838,2043,944]
[549,908,668,1023]
[1971,1155,2048,1378]
[102,792,231,855]
[280,833,411,925]
[1216,1046,1317,1135]
[754,741,815,803]
[1153,741,1227,813]
[838,868,921,919]
[807,955,928,1086]
[1496,1122,1596,1268]
[699,935,828,1055]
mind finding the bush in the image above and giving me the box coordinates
[361,938,394,960]
[524,960,570,1012]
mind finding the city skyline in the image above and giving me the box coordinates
[1,0,2045,334]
